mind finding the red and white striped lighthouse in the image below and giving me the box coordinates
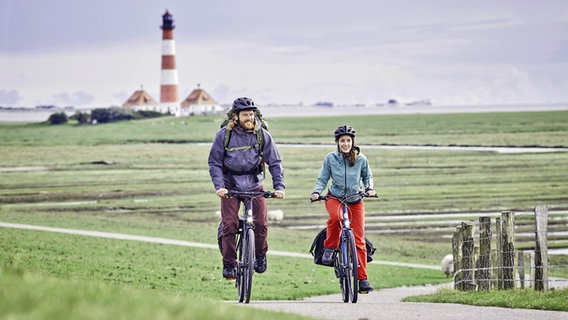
[159,10,179,111]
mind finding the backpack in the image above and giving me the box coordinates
[309,228,377,267]
[220,108,269,176]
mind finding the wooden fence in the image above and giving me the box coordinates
[452,205,552,291]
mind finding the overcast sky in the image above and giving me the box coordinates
[1,0,567,107]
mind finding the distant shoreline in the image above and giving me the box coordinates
[259,102,568,118]
[1,102,567,122]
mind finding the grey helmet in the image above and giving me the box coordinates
[334,125,356,141]
[232,97,257,113]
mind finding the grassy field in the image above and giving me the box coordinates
[1,110,567,317]
[404,287,568,311]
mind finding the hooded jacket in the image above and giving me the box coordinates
[208,117,285,192]
[312,146,374,202]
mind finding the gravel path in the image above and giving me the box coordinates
[245,284,568,320]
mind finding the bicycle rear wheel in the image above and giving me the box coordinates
[340,230,359,303]
[238,228,255,303]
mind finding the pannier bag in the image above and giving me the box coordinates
[309,228,376,267]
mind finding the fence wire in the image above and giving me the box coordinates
[451,207,567,291]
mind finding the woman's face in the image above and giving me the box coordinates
[337,135,352,153]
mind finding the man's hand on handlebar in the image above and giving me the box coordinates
[366,189,377,197]
[274,190,285,199]
[310,193,320,202]
[216,188,228,198]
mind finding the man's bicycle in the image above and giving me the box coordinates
[311,192,377,303]
[227,190,275,303]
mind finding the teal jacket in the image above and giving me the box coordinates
[312,147,374,202]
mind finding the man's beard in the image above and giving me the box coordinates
[239,119,255,130]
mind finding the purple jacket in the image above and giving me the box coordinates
[208,119,285,192]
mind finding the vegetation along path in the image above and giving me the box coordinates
[2,222,567,320]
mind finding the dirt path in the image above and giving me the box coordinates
[246,284,568,320]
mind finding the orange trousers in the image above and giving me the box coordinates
[323,197,368,280]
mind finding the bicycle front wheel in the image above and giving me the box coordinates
[341,229,359,303]
[238,228,255,303]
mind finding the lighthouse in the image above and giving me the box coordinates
[159,10,180,114]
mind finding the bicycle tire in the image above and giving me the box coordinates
[241,228,255,303]
[236,231,245,303]
[338,247,349,303]
[346,229,359,303]
[338,231,351,303]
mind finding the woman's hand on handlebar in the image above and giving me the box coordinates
[366,189,377,197]
[274,190,285,199]
[310,193,320,202]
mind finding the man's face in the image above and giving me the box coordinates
[237,110,255,130]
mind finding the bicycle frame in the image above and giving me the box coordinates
[227,190,274,303]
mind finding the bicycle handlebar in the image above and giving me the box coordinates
[227,190,276,199]
[310,192,378,202]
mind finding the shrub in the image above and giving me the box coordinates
[90,107,134,124]
[70,111,90,125]
[47,112,68,125]
[134,110,163,119]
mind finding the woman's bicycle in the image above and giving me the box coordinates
[311,192,377,303]
[227,190,275,303]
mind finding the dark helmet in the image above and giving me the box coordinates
[232,97,257,113]
[334,125,356,140]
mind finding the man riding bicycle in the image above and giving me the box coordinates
[310,125,376,293]
[208,97,285,280]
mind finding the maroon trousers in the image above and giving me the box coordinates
[220,187,268,266]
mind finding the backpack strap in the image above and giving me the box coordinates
[223,127,232,151]
[256,129,265,177]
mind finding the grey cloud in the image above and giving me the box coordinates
[52,91,95,107]
[0,89,21,105]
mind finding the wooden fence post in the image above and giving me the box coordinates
[452,225,463,290]
[500,211,515,290]
[534,205,549,291]
[529,251,536,288]
[518,251,525,289]
[477,217,492,291]
[495,217,503,289]
[461,222,476,291]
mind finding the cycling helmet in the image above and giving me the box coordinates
[232,97,257,113]
[334,125,356,140]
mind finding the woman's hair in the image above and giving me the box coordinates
[346,147,357,166]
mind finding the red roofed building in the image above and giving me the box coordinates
[122,89,158,109]
[179,85,223,116]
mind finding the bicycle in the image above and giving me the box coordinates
[226,190,275,303]
[311,191,377,303]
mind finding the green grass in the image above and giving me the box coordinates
[0,267,309,320]
[0,226,448,301]
[404,287,568,311]
[1,110,567,317]
[1,110,567,147]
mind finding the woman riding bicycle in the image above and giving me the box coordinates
[310,125,376,293]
